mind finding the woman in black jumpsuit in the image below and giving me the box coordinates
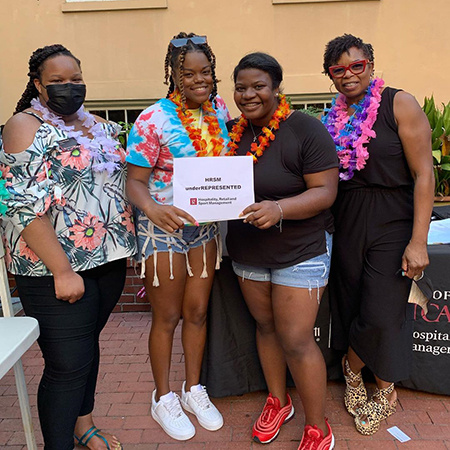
[322,35,434,435]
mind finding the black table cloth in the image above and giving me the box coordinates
[201,246,450,397]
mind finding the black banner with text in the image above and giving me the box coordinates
[399,244,450,395]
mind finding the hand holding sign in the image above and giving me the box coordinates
[242,200,282,230]
[144,202,198,233]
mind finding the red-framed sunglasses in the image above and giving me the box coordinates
[328,59,372,78]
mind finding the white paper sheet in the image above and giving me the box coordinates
[387,426,411,443]
[173,155,254,223]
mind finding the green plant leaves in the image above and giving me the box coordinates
[433,150,442,163]
[432,115,444,142]
[423,96,450,196]
[118,121,134,148]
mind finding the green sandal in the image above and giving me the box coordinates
[354,383,397,435]
[74,426,123,449]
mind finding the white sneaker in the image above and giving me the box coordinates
[181,381,224,431]
[151,390,195,441]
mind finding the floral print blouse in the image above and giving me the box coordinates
[126,95,230,205]
[0,116,136,276]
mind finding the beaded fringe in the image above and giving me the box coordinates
[138,222,222,287]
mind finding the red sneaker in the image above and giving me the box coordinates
[252,393,295,444]
[298,418,334,450]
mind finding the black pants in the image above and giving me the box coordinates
[15,258,127,450]
[329,187,414,382]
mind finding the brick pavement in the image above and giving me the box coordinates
[1,312,450,449]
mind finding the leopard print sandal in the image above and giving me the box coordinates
[342,355,368,417]
[354,383,397,435]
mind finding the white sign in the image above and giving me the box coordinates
[173,155,254,223]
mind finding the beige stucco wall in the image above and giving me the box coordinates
[0,0,448,124]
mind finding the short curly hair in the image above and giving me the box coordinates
[233,52,283,90]
[323,34,374,79]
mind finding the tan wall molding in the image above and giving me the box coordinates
[287,93,334,104]
[62,0,167,13]
[84,99,158,109]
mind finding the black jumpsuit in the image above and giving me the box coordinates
[329,87,415,383]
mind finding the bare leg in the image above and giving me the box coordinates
[181,240,217,390]
[272,285,328,435]
[344,346,365,388]
[346,347,364,376]
[238,279,288,406]
[374,375,397,404]
[347,348,396,402]
[144,252,187,400]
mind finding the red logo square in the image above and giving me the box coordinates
[190,198,197,205]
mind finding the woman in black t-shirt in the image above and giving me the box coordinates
[322,34,434,436]
[226,52,339,450]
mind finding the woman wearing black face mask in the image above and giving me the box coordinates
[0,44,136,450]
[42,82,87,116]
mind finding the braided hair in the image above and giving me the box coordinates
[323,34,374,79]
[163,32,218,109]
[14,44,81,114]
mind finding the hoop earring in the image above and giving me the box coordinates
[329,82,337,94]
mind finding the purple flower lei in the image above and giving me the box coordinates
[31,98,121,175]
[321,77,384,180]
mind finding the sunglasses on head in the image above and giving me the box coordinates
[328,59,371,78]
[170,35,207,48]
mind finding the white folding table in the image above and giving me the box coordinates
[0,245,39,449]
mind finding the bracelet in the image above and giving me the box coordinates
[274,200,283,233]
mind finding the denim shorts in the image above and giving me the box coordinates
[136,216,221,285]
[232,232,332,289]
[137,220,219,257]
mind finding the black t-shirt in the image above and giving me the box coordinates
[226,110,339,268]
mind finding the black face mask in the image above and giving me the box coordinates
[43,83,86,116]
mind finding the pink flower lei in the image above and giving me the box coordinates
[31,98,121,175]
[321,77,384,180]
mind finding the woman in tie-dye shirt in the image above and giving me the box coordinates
[126,32,230,441]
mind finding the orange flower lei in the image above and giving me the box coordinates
[226,94,291,162]
[169,90,225,157]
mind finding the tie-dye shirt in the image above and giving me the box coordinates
[126,95,231,205]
